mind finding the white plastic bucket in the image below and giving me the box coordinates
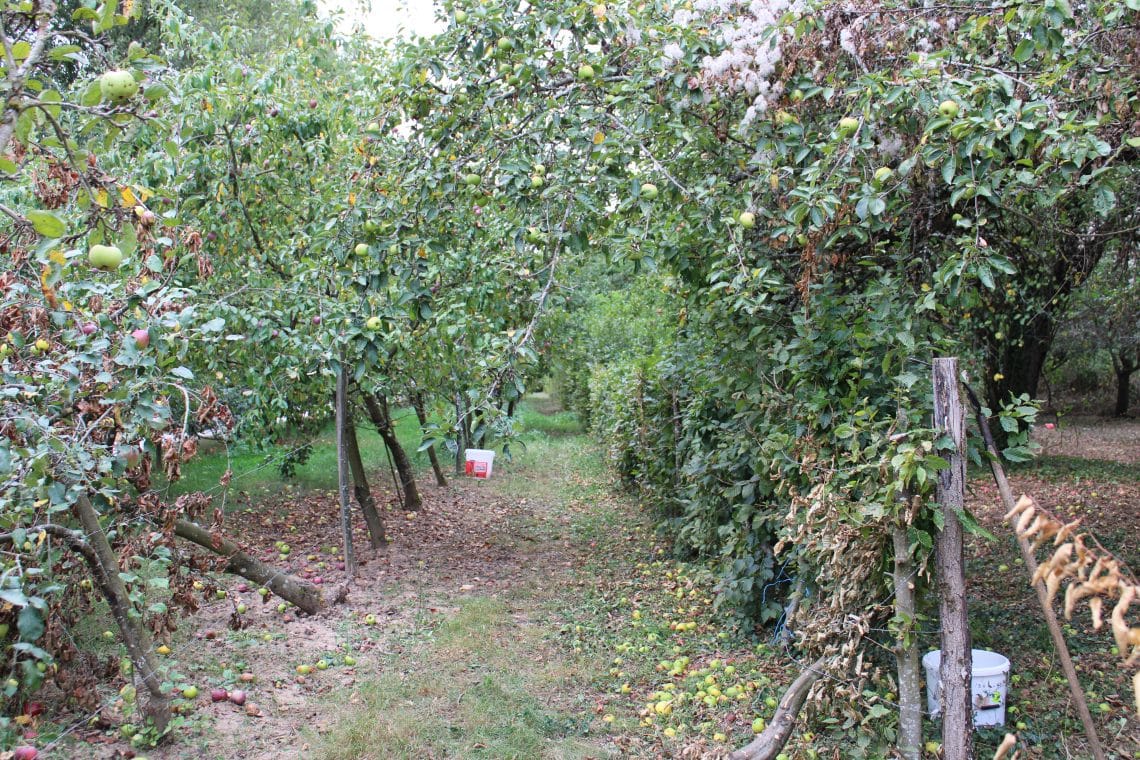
[464,449,495,479]
[922,649,1010,727]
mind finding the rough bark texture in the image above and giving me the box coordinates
[453,393,467,476]
[980,225,1106,447]
[1112,348,1137,417]
[362,392,422,511]
[75,495,171,734]
[729,658,825,760]
[335,364,357,580]
[343,415,387,549]
[413,392,448,487]
[173,519,323,614]
[893,524,922,760]
[932,358,974,760]
[964,385,1107,760]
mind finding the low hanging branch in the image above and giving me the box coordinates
[730,657,826,760]
[172,519,324,615]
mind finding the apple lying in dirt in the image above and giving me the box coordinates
[296,664,312,675]
[13,746,38,760]
[364,614,377,625]
[210,688,228,702]
[182,685,199,699]
[131,328,150,349]
[228,689,247,706]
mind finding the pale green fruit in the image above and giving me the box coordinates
[89,244,123,270]
[100,70,139,102]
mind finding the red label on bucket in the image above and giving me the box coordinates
[465,460,475,476]
[473,461,488,478]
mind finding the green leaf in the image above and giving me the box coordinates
[81,79,102,107]
[1012,39,1035,63]
[0,157,16,174]
[0,588,28,607]
[957,509,997,541]
[18,605,45,641]
[25,210,67,238]
[171,366,194,380]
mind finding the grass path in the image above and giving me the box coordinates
[314,433,622,759]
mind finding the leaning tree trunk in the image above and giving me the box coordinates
[343,414,388,549]
[75,495,171,734]
[730,658,825,760]
[362,392,422,511]
[413,392,448,487]
[173,519,323,614]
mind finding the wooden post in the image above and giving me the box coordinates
[932,358,973,760]
[336,357,356,580]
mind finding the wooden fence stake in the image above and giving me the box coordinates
[933,357,974,760]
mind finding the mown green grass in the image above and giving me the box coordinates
[167,398,585,509]
[314,596,601,760]
[1008,454,1140,483]
[165,407,437,506]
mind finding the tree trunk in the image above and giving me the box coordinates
[453,392,466,477]
[893,524,922,760]
[1116,368,1133,417]
[362,392,422,511]
[729,658,825,760]
[343,413,388,549]
[413,392,448,487]
[335,361,357,580]
[75,495,170,734]
[172,519,323,614]
[981,226,1106,447]
[1112,348,1136,417]
[932,358,974,760]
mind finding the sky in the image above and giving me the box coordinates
[318,0,444,40]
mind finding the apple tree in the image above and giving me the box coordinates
[565,0,1137,754]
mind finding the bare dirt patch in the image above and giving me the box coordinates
[54,461,603,760]
[1032,416,1140,465]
